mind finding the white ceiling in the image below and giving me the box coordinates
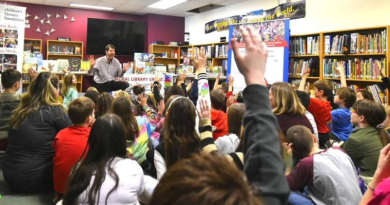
[4,0,249,17]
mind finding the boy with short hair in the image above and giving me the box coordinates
[0,69,21,150]
[331,87,356,141]
[52,97,95,199]
[210,89,228,140]
[300,69,333,148]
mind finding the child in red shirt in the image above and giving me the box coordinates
[300,69,333,149]
[52,97,95,201]
[210,89,228,140]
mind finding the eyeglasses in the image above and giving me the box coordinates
[350,108,359,115]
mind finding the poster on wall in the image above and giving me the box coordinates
[205,1,304,34]
[0,4,26,93]
[226,19,290,92]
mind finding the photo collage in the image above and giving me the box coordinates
[0,28,19,73]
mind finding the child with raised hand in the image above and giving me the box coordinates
[52,97,95,202]
[299,65,333,148]
[62,73,78,108]
[360,143,390,205]
[196,26,289,205]
[344,99,390,187]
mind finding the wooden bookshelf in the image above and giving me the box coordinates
[289,26,390,105]
[47,40,83,60]
[24,38,42,53]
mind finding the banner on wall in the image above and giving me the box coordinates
[0,4,26,93]
[205,0,305,34]
[118,74,165,94]
[227,19,290,92]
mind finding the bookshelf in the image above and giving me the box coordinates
[47,40,83,60]
[148,44,179,66]
[289,26,390,105]
[24,38,42,53]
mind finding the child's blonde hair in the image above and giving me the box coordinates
[385,106,390,130]
[115,91,132,106]
[62,74,76,95]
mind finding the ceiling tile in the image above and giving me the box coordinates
[134,6,162,14]
[44,0,73,7]
[217,0,246,6]
[157,9,183,16]
[95,2,122,8]
[100,0,130,3]
[125,0,160,7]
[70,0,99,6]
[19,0,45,4]
[169,1,209,12]
[191,0,226,3]
[113,4,143,13]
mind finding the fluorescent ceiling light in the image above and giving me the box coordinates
[70,4,114,11]
[148,0,188,9]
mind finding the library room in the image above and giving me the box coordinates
[0,0,390,204]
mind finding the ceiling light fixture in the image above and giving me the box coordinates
[148,0,188,10]
[70,4,114,11]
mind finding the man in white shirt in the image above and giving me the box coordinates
[88,44,130,93]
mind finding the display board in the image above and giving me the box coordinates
[0,4,26,93]
[227,19,290,92]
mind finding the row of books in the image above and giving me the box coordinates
[48,45,82,55]
[290,36,320,55]
[324,29,387,54]
[23,57,89,73]
[288,58,313,76]
[323,58,387,80]
[215,44,228,57]
[333,82,386,105]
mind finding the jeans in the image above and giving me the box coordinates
[288,191,316,205]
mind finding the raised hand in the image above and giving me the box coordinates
[228,75,234,86]
[375,143,390,179]
[302,64,311,78]
[28,67,38,80]
[335,61,345,73]
[123,61,130,72]
[197,99,211,120]
[89,55,96,66]
[231,26,267,86]
[138,93,148,107]
[177,73,186,84]
[194,47,207,73]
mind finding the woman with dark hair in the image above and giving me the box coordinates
[2,72,72,193]
[344,99,390,187]
[62,114,156,205]
[356,90,375,102]
[215,103,246,153]
[95,92,113,118]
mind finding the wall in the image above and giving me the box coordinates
[185,0,390,44]
[3,2,184,62]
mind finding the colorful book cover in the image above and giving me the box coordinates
[167,64,176,73]
[33,53,43,71]
[80,61,91,71]
[155,65,166,74]
[57,59,69,73]
[22,57,38,73]
[68,58,81,71]
[41,60,58,72]
[135,61,145,74]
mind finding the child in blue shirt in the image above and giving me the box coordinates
[331,87,356,141]
[62,73,78,108]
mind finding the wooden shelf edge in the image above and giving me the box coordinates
[324,78,382,82]
[290,55,320,57]
[324,53,386,57]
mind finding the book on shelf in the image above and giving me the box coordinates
[288,58,316,77]
[155,65,167,74]
[68,58,81,71]
[333,82,387,105]
[57,59,69,73]
[183,57,190,66]
[80,61,91,72]
[135,61,146,74]
[215,44,228,57]
[323,58,386,80]
[22,57,38,73]
[290,36,320,55]
[167,64,176,73]
[326,29,387,54]
[41,60,57,72]
[75,46,81,55]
